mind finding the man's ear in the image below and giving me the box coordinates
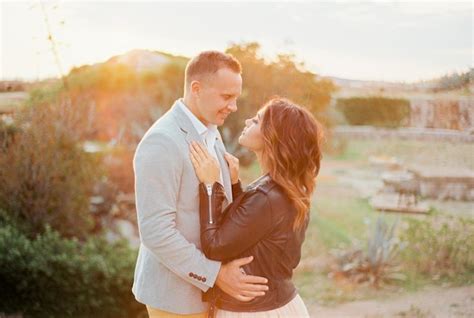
[190,80,201,96]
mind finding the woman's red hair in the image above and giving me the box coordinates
[260,97,324,230]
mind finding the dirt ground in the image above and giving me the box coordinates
[309,285,474,317]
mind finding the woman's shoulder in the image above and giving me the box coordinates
[241,176,296,228]
[245,175,289,203]
[245,174,275,193]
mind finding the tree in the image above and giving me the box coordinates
[223,42,336,161]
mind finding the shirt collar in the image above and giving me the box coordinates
[177,99,217,137]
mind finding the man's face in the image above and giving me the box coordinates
[195,68,242,126]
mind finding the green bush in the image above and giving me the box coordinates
[0,98,100,239]
[399,217,474,282]
[0,220,144,317]
[434,69,472,91]
[0,120,19,148]
[336,97,410,127]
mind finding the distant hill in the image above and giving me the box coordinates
[104,49,188,73]
[65,49,188,83]
[4,49,470,96]
[326,76,414,89]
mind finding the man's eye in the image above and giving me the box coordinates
[252,119,258,124]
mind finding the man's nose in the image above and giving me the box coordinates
[228,100,237,112]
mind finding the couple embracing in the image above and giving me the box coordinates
[132,50,323,318]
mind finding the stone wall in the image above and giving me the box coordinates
[410,98,474,131]
[0,81,26,92]
[333,126,474,143]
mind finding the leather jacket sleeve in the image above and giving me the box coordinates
[231,180,243,199]
[199,182,273,261]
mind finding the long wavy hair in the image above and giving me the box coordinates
[260,97,324,231]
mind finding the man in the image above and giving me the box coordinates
[132,51,268,317]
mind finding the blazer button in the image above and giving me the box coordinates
[197,276,202,281]
[202,277,207,282]
[189,272,193,278]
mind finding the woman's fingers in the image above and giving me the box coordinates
[189,141,222,184]
[224,153,232,165]
[192,141,215,164]
[191,141,221,173]
[190,142,206,162]
[224,152,238,166]
[195,141,211,159]
[189,150,199,166]
[191,142,205,161]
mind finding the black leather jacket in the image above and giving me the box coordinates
[199,174,309,313]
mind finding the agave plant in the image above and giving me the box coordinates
[330,216,406,288]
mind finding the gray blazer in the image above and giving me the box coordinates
[132,100,233,314]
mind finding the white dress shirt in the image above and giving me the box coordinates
[177,99,223,185]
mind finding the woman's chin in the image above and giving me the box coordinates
[239,136,250,147]
[238,140,251,152]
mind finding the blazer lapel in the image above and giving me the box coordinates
[171,101,203,144]
[171,100,232,203]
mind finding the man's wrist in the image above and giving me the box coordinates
[207,260,222,289]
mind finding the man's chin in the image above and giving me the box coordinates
[214,118,226,126]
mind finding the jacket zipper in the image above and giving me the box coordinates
[206,184,213,224]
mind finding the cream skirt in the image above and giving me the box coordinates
[216,294,310,318]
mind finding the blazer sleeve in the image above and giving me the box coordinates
[134,132,221,292]
[199,182,274,261]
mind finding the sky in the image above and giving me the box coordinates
[1,0,472,82]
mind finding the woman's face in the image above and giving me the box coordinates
[238,110,265,152]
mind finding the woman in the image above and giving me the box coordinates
[189,97,323,317]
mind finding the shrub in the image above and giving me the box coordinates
[336,97,410,128]
[0,97,100,239]
[434,69,472,92]
[0,219,144,317]
[399,216,474,281]
[0,119,19,148]
[329,217,405,288]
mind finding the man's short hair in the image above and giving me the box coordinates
[185,51,242,89]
